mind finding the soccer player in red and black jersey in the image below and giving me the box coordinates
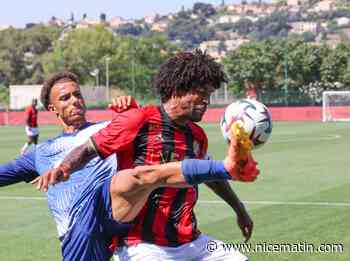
[21,98,39,154]
[41,50,256,261]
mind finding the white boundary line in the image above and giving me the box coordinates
[0,196,350,207]
[199,200,350,207]
[271,134,341,143]
[0,196,46,200]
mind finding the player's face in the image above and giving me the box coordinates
[178,85,215,122]
[48,81,87,128]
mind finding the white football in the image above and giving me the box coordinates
[220,99,272,148]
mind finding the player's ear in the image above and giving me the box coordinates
[47,104,56,113]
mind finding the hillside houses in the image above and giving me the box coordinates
[226,2,277,15]
[289,21,320,34]
[199,38,250,59]
[4,0,349,60]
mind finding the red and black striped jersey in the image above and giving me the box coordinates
[25,105,38,128]
[91,105,208,247]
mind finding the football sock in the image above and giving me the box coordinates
[21,143,29,155]
[181,159,231,185]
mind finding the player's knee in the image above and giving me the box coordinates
[110,169,144,198]
[133,165,163,186]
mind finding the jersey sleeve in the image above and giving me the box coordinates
[201,133,208,157]
[25,107,32,125]
[190,122,208,159]
[0,149,38,186]
[91,108,147,159]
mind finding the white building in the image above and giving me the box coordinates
[151,21,169,32]
[216,15,242,24]
[10,85,42,110]
[335,17,350,27]
[289,22,319,34]
[76,17,101,29]
[311,0,334,12]
[109,16,132,29]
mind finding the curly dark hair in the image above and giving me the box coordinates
[41,71,79,110]
[153,49,227,103]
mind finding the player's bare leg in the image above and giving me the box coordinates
[109,133,259,223]
[110,162,188,222]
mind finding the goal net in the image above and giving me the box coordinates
[322,91,350,122]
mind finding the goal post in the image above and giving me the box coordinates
[322,91,350,122]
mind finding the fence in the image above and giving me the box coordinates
[211,87,327,106]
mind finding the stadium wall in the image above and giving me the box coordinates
[202,106,324,122]
[0,107,330,125]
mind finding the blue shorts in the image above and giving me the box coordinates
[61,177,130,261]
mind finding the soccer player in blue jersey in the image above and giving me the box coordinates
[1,71,258,261]
[0,71,129,260]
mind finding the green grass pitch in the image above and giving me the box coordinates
[0,122,349,260]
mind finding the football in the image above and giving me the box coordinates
[220,99,272,148]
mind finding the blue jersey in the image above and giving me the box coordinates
[0,122,116,237]
[0,152,38,186]
[1,122,131,260]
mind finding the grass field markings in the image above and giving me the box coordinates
[1,196,350,207]
[198,200,350,207]
[271,134,341,143]
[0,196,46,200]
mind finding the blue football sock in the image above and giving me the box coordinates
[181,159,232,185]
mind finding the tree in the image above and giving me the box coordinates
[0,28,28,85]
[115,35,178,98]
[233,18,254,36]
[320,42,350,84]
[43,27,177,99]
[43,26,118,84]
[113,23,144,36]
[286,40,327,92]
[0,25,61,85]
[223,39,281,96]
[100,13,107,23]
[251,11,290,40]
[168,15,214,48]
[223,38,332,105]
[302,31,316,42]
[192,2,216,17]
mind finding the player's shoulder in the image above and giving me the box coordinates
[37,122,106,147]
[111,106,155,127]
[33,138,57,157]
[84,121,109,131]
[140,105,159,114]
[74,121,111,139]
[188,121,207,138]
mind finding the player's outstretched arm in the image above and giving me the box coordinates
[110,138,259,222]
[34,131,259,192]
[32,140,98,191]
[205,181,253,242]
[0,151,39,187]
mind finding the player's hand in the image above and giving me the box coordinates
[30,165,70,192]
[235,203,253,243]
[108,96,138,113]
